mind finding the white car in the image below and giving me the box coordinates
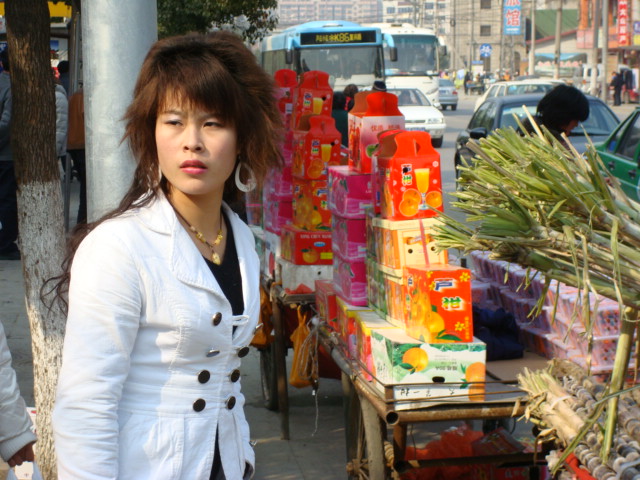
[473,79,563,111]
[389,88,446,148]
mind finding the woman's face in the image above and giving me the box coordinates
[155,97,237,203]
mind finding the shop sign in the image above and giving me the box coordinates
[504,0,522,35]
[619,0,630,46]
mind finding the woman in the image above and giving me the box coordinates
[51,31,282,479]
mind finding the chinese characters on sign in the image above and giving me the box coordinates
[619,0,630,46]
[504,0,522,35]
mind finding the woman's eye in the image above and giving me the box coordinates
[205,120,223,128]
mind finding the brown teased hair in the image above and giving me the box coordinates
[46,31,283,311]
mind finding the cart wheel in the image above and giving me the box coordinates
[342,373,388,480]
[260,342,279,411]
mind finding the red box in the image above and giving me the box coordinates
[292,178,331,231]
[315,279,338,331]
[327,165,373,218]
[280,223,332,265]
[377,130,444,220]
[292,115,342,180]
[274,68,297,131]
[291,70,333,130]
[333,254,367,306]
[404,264,474,343]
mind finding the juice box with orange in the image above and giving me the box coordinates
[376,130,443,220]
[292,178,331,231]
[404,264,474,343]
[274,68,297,131]
[292,115,342,180]
[336,296,372,352]
[370,327,486,405]
[327,165,373,219]
[347,91,371,163]
[371,217,448,270]
[350,92,405,174]
[291,70,333,129]
[280,223,332,265]
[315,279,338,331]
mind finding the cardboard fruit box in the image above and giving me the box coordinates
[292,114,342,180]
[280,223,332,265]
[354,310,395,380]
[376,130,443,220]
[315,279,338,331]
[404,264,474,343]
[292,178,331,231]
[327,165,373,219]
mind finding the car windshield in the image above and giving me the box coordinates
[505,84,553,95]
[569,101,620,136]
[390,89,431,107]
[439,79,454,87]
[499,103,539,130]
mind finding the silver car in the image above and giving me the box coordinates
[438,78,458,111]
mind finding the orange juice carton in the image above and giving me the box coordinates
[351,92,405,174]
[292,178,331,231]
[333,253,367,306]
[370,129,404,215]
[274,68,297,131]
[331,215,367,260]
[376,130,443,220]
[327,165,373,218]
[404,264,474,343]
[370,328,486,408]
[315,279,338,331]
[263,165,293,199]
[292,70,333,129]
[354,310,395,380]
[276,257,333,294]
[280,223,332,265]
[262,198,293,235]
[263,229,281,278]
[372,216,448,270]
[347,91,372,162]
[336,296,372,352]
[292,115,342,180]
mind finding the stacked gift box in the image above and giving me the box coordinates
[469,250,634,378]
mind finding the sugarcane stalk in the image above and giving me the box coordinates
[601,308,638,462]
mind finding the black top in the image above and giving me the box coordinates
[203,211,244,316]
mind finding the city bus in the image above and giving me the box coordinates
[368,23,446,107]
[260,21,394,90]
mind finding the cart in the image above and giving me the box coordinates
[258,282,550,479]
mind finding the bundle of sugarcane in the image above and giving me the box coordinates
[434,121,640,461]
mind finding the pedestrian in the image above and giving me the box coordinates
[331,91,348,146]
[66,88,87,224]
[54,73,68,173]
[611,71,624,106]
[519,84,590,149]
[343,83,358,111]
[56,60,70,96]
[0,47,19,261]
[0,320,36,469]
[50,31,283,479]
[372,80,387,92]
[464,70,472,95]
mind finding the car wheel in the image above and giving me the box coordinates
[432,137,443,148]
[452,105,457,111]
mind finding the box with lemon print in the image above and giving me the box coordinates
[376,130,443,220]
[404,264,474,343]
[291,115,342,180]
[370,327,486,406]
[292,178,331,231]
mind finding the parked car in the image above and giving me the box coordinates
[596,106,640,202]
[455,93,619,174]
[473,79,563,111]
[438,78,458,110]
[388,88,446,147]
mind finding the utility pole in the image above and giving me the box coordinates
[470,0,475,67]
[590,0,600,96]
[601,0,609,102]
[553,0,563,79]
[528,0,536,75]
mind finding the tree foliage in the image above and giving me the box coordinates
[157,0,278,43]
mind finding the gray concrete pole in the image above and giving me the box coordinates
[82,0,157,220]
[601,0,609,102]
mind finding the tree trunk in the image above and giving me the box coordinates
[5,1,67,478]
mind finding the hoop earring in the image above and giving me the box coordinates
[234,161,257,193]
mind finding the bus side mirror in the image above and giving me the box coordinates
[285,50,293,65]
[389,47,398,62]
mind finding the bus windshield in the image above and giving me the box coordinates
[384,34,439,77]
[297,46,383,89]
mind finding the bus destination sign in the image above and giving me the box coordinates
[300,31,377,45]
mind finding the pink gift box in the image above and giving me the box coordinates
[264,166,293,199]
[327,165,373,218]
[263,199,293,235]
[333,253,367,306]
[331,215,366,261]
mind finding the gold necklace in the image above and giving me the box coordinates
[172,206,224,265]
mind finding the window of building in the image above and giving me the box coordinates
[481,0,491,8]
[480,25,491,36]
[387,7,396,13]
[425,2,435,9]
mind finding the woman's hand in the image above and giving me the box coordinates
[8,442,35,467]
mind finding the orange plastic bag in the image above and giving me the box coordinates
[250,286,274,348]
[288,306,318,388]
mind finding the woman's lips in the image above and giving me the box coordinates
[180,160,207,174]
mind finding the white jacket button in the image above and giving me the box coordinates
[198,370,211,383]
[212,312,222,326]
[229,369,240,382]
[193,398,206,412]
[226,396,236,410]
[237,346,250,358]
[206,349,220,357]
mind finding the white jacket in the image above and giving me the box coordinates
[52,194,259,479]
[0,321,36,462]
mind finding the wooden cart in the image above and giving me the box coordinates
[258,281,549,478]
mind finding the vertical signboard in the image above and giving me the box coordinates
[619,0,630,46]
[504,0,522,35]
